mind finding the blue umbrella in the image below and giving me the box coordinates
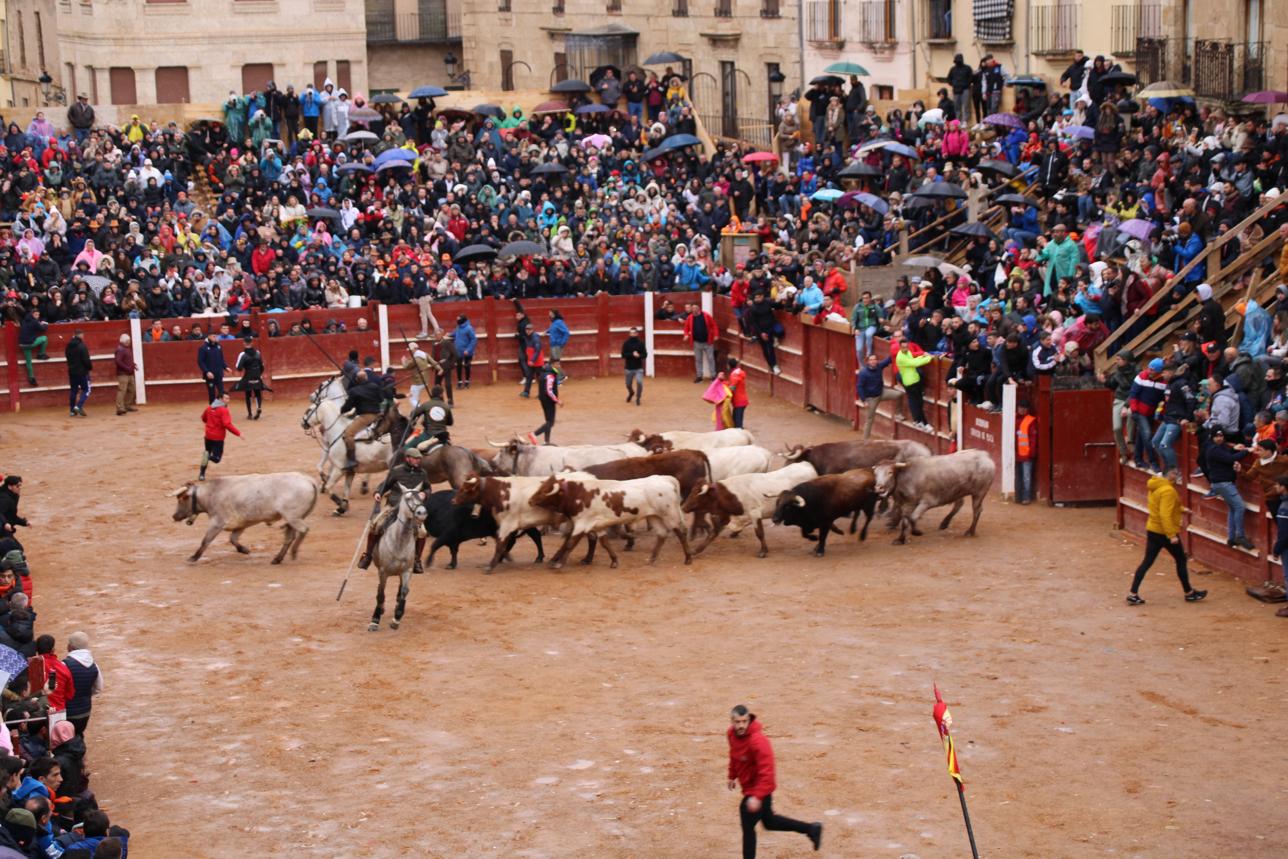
[1148,96,1195,114]
[1061,125,1095,140]
[0,644,26,681]
[336,162,374,174]
[883,142,920,159]
[811,188,844,202]
[376,161,413,173]
[408,85,448,99]
[576,103,611,115]
[374,148,416,166]
[841,191,889,214]
[660,133,702,150]
[641,146,669,162]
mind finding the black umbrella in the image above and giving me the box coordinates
[473,104,505,119]
[499,240,546,259]
[531,162,569,175]
[551,78,592,94]
[590,65,622,87]
[903,196,936,209]
[454,244,499,264]
[810,75,843,86]
[976,158,1018,178]
[910,182,967,200]
[995,192,1039,207]
[370,93,404,105]
[838,162,881,178]
[950,223,1000,242]
[1099,71,1137,86]
[641,146,670,162]
[306,206,340,220]
[1116,98,1141,114]
[643,51,686,65]
[1005,75,1046,89]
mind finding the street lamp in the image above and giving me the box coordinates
[38,71,52,105]
[443,52,470,87]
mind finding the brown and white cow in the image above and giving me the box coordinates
[529,474,693,569]
[628,428,756,453]
[581,449,713,499]
[681,462,819,557]
[871,450,996,544]
[783,439,930,475]
[486,438,647,476]
[453,473,578,572]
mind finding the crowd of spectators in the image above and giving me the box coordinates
[0,477,126,857]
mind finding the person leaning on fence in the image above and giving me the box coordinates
[894,339,933,431]
[856,353,905,440]
[1127,468,1207,606]
[1203,427,1256,550]
[1098,350,1138,464]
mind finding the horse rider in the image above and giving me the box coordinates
[358,446,429,574]
[401,340,441,409]
[406,384,454,453]
[339,370,387,470]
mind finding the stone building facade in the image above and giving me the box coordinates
[4,0,61,107]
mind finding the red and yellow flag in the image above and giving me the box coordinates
[933,684,964,787]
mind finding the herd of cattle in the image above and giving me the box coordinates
[169,426,998,573]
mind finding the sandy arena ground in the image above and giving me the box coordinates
[5,375,1285,858]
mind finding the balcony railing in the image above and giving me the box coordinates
[860,0,896,44]
[672,0,688,15]
[1191,40,1266,101]
[715,0,732,16]
[1110,2,1161,56]
[1029,3,1078,55]
[805,0,843,42]
[366,9,461,43]
[761,0,780,17]
[1135,36,1168,83]
[926,0,952,39]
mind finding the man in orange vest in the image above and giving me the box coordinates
[1016,400,1037,504]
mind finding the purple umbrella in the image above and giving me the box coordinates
[839,191,889,214]
[983,113,1025,130]
[1117,219,1156,242]
[1061,125,1095,140]
[1242,91,1288,104]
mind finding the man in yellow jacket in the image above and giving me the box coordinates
[1127,469,1207,605]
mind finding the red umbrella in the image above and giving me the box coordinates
[532,100,571,114]
[741,151,779,164]
[1242,91,1288,105]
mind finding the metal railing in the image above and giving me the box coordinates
[1191,40,1266,101]
[861,0,896,44]
[715,0,732,16]
[761,0,780,17]
[805,0,843,42]
[926,0,952,39]
[1028,3,1078,55]
[366,9,461,43]
[1135,36,1168,83]
[1110,2,1161,56]
[673,0,688,15]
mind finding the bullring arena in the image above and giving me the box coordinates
[6,305,1285,857]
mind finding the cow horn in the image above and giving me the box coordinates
[793,494,806,508]
[484,435,509,448]
[167,485,190,497]
[697,484,709,495]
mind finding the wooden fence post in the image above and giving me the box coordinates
[3,324,19,412]
[597,292,611,377]
[484,296,499,384]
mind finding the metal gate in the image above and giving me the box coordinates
[1046,386,1117,503]
[689,71,719,136]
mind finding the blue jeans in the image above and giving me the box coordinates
[1004,228,1039,247]
[1210,481,1247,541]
[1151,421,1182,471]
[1132,413,1157,469]
[854,327,877,361]
[1017,459,1034,502]
[627,101,644,123]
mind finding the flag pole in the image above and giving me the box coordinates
[956,783,980,859]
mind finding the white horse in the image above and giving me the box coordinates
[370,487,428,632]
[302,390,395,515]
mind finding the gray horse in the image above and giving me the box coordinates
[369,486,428,632]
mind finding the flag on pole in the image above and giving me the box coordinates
[933,684,964,787]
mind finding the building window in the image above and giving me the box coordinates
[35,13,45,70]
[240,62,274,93]
[155,66,190,103]
[64,63,75,97]
[805,0,843,42]
[336,60,352,92]
[109,67,137,105]
[607,0,621,10]
[88,66,98,103]
[926,0,952,39]
[673,0,688,16]
[762,0,780,16]
[715,0,732,16]
[874,83,893,99]
[500,49,515,91]
[861,0,897,43]
[498,0,511,10]
[553,52,568,83]
[17,13,26,69]
[313,61,328,89]
[766,62,783,122]
[552,0,564,12]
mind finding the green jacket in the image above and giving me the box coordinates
[1037,236,1081,295]
[895,348,933,386]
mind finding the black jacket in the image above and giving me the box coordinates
[64,337,92,378]
[1198,298,1227,345]
[1203,442,1243,484]
[947,62,974,94]
[0,489,25,530]
[621,336,647,371]
[340,380,385,416]
[1161,376,1196,423]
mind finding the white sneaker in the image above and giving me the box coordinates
[772,366,783,376]
[979,401,994,410]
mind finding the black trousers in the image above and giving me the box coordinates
[205,376,225,403]
[905,380,926,424]
[456,355,472,383]
[534,399,557,443]
[243,389,262,415]
[1130,530,1191,594]
[739,795,811,859]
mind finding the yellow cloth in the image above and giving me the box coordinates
[1145,475,1182,538]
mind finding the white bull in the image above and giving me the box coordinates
[629,428,756,453]
[487,438,647,476]
[170,472,320,563]
[871,450,996,544]
[706,445,776,481]
[681,462,819,557]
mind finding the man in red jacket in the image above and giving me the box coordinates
[199,397,243,481]
[726,704,822,858]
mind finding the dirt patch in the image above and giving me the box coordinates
[10,376,1285,858]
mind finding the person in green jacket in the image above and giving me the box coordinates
[499,105,525,129]
[1036,224,1081,296]
[894,339,934,430]
[223,93,247,145]
[249,109,273,151]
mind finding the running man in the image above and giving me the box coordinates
[1126,467,1207,605]
[727,704,822,858]
[199,396,242,481]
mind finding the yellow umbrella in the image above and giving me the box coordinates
[1138,80,1195,99]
